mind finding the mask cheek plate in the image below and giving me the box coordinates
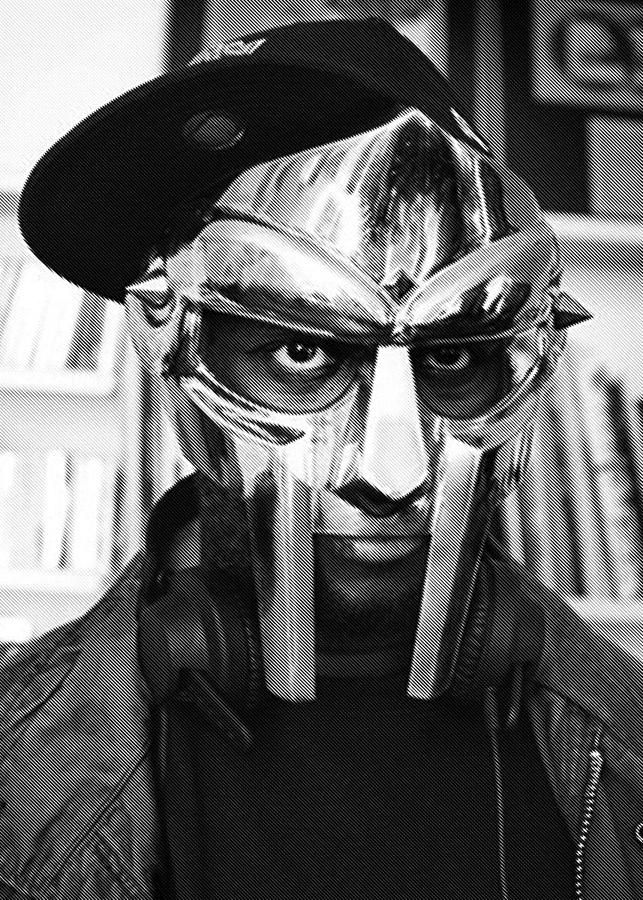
[195,360,445,542]
[408,436,493,699]
[247,451,317,702]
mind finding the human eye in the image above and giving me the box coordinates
[267,339,343,378]
[200,313,363,413]
[412,329,546,420]
[414,340,507,419]
[415,344,476,375]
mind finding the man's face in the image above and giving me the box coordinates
[125,109,568,698]
[200,310,519,650]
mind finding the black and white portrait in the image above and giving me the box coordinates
[1,3,643,898]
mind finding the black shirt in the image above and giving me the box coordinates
[161,671,575,899]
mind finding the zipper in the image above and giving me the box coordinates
[489,724,509,900]
[484,688,510,900]
[575,733,604,900]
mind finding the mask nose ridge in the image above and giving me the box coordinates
[334,344,430,514]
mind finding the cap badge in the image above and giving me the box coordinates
[190,37,267,66]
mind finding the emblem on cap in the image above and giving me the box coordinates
[190,37,267,66]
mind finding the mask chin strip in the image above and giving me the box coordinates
[255,449,317,701]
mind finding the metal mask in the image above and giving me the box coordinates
[125,108,586,701]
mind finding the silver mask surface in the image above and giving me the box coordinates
[126,109,585,701]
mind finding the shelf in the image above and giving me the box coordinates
[0,391,124,455]
[0,569,103,638]
[0,615,34,643]
[0,202,143,636]
[0,568,100,594]
[0,368,116,395]
[570,598,643,661]
[547,214,643,250]
[569,599,643,621]
[0,300,123,395]
[0,585,100,639]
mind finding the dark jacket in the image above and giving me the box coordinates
[1,537,643,899]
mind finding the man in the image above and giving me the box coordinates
[2,16,643,900]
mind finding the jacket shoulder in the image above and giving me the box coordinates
[0,554,147,734]
[0,554,160,900]
[490,543,643,899]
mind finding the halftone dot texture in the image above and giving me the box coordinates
[4,9,643,900]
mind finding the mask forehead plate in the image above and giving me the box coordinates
[177,216,394,340]
[394,226,558,343]
[167,214,556,353]
[217,108,514,294]
[161,107,559,346]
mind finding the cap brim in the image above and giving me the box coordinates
[19,60,398,300]
[20,18,480,301]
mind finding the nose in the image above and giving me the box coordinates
[335,345,429,515]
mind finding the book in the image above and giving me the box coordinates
[589,368,643,600]
[0,258,119,377]
[528,398,580,596]
[0,451,17,569]
[0,260,48,370]
[97,459,117,573]
[69,456,105,572]
[0,257,23,342]
[543,352,620,600]
[40,450,71,570]
[512,418,559,588]
[66,292,108,371]
[16,453,44,571]
[31,279,84,372]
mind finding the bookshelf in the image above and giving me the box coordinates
[2,197,643,654]
[497,216,643,611]
[0,192,143,641]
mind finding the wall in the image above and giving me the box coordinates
[0,0,167,191]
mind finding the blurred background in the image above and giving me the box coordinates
[1,0,643,653]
